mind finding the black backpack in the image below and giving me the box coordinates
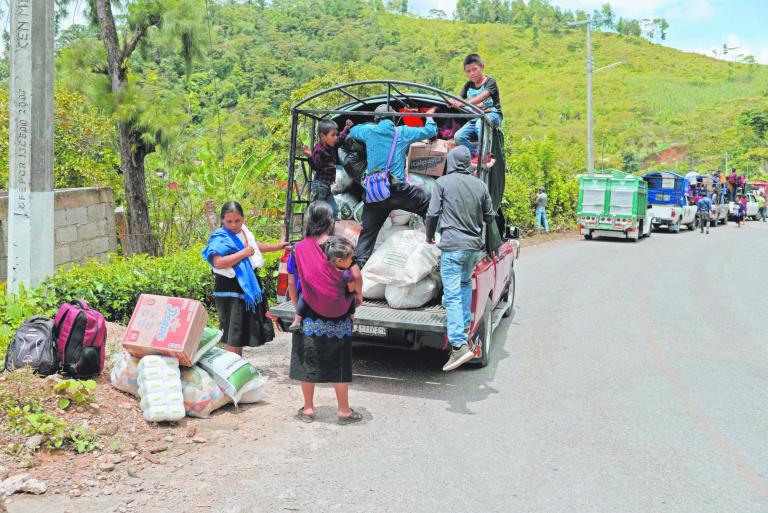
[4,316,59,376]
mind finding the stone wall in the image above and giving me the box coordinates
[0,187,117,280]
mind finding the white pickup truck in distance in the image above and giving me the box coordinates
[650,201,697,232]
[728,194,760,220]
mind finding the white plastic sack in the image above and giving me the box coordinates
[179,366,232,419]
[332,165,354,193]
[385,276,439,309]
[362,278,387,300]
[335,193,360,220]
[389,210,412,226]
[197,347,266,406]
[374,223,409,251]
[363,230,441,286]
[110,351,141,396]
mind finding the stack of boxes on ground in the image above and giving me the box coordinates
[111,294,266,421]
[333,131,454,310]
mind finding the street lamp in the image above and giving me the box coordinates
[567,18,626,174]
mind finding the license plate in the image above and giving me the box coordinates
[354,324,387,337]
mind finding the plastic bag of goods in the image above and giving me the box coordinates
[197,347,267,405]
[406,173,437,198]
[332,166,355,194]
[110,351,141,396]
[335,193,360,220]
[353,201,365,224]
[137,355,185,422]
[389,210,412,226]
[363,230,441,286]
[179,366,232,419]
[362,278,387,300]
[333,220,362,247]
[385,276,439,309]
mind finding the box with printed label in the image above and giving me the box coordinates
[407,139,449,177]
[122,294,208,367]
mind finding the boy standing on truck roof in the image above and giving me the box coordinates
[350,104,438,267]
[426,146,495,372]
[448,54,503,159]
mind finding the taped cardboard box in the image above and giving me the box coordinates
[123,294,208,367]
[407,139,449,177]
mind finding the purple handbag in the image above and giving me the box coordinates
[363,127,399,203]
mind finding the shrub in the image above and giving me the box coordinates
[0,245,283,359]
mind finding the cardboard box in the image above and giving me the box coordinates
[407,139,449,177]
[123,294,208,367]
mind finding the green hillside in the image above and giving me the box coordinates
[8,0,768,238]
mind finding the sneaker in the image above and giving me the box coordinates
[442,344,475,372]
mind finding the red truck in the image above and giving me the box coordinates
[269,81,519,367]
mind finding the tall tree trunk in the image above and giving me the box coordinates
[94,0,156,255]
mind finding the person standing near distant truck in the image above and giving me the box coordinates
[535,186,549,234]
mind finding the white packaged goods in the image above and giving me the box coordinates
[386,276,439,309]
[363,230,441,286]
[137,356,185,422]
[179,366,232,418]
[336,193,361,220]
[353,201,364,224]
[362,278,387,300]
[332,165,354,193]
[197,347,266,405]
[110,351,141,396]
[389,210,412,226]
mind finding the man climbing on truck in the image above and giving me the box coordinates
[350,104,438,268]
[426,146,495,371]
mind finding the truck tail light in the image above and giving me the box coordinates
[275,248,291,302]
[671,209,676,217]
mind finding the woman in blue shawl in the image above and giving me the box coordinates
[202,202,289,355]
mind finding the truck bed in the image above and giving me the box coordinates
[269,299,447,333]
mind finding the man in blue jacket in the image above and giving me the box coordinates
[350,105,438,267]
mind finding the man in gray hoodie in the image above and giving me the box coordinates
[426,146,495,371]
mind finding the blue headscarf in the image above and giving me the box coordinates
[202,228,262,311]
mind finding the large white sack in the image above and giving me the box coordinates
[362,277,386,299]
[385,277,439,309]
[374,223,409,251]
[406,173,437,197]
[364,230,440,286]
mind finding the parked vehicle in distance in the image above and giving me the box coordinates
[728,193,760,220]
[577,169,653,241]
[694,174,728,227]
[642,171,697,232]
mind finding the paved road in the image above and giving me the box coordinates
[12,221,768,513]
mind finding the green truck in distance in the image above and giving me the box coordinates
[577,169,653,241]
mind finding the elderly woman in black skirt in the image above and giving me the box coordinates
[287,202,363,424]
[202,201,289,355]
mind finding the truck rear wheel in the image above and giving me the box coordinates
[502,270,516,318]
[584,231,593,240]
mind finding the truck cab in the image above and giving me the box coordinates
[577,170,653,241]
[642,171,697,232]
[269,81,519,367]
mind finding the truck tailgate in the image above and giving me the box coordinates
[270,300,447,333]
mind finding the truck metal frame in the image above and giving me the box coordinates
[270,80,519,367]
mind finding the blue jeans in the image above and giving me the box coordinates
[454,112,501,153]
[535,206,549,232]
[440,250,481,348]
[311,180,339,219]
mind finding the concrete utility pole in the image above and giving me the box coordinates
[7,0,55,292]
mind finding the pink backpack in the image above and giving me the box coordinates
[54,300,107,378]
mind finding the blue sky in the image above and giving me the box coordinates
[409,0,768,64]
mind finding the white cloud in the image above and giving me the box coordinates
[663,0,714,22]
[692,35,767,64]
